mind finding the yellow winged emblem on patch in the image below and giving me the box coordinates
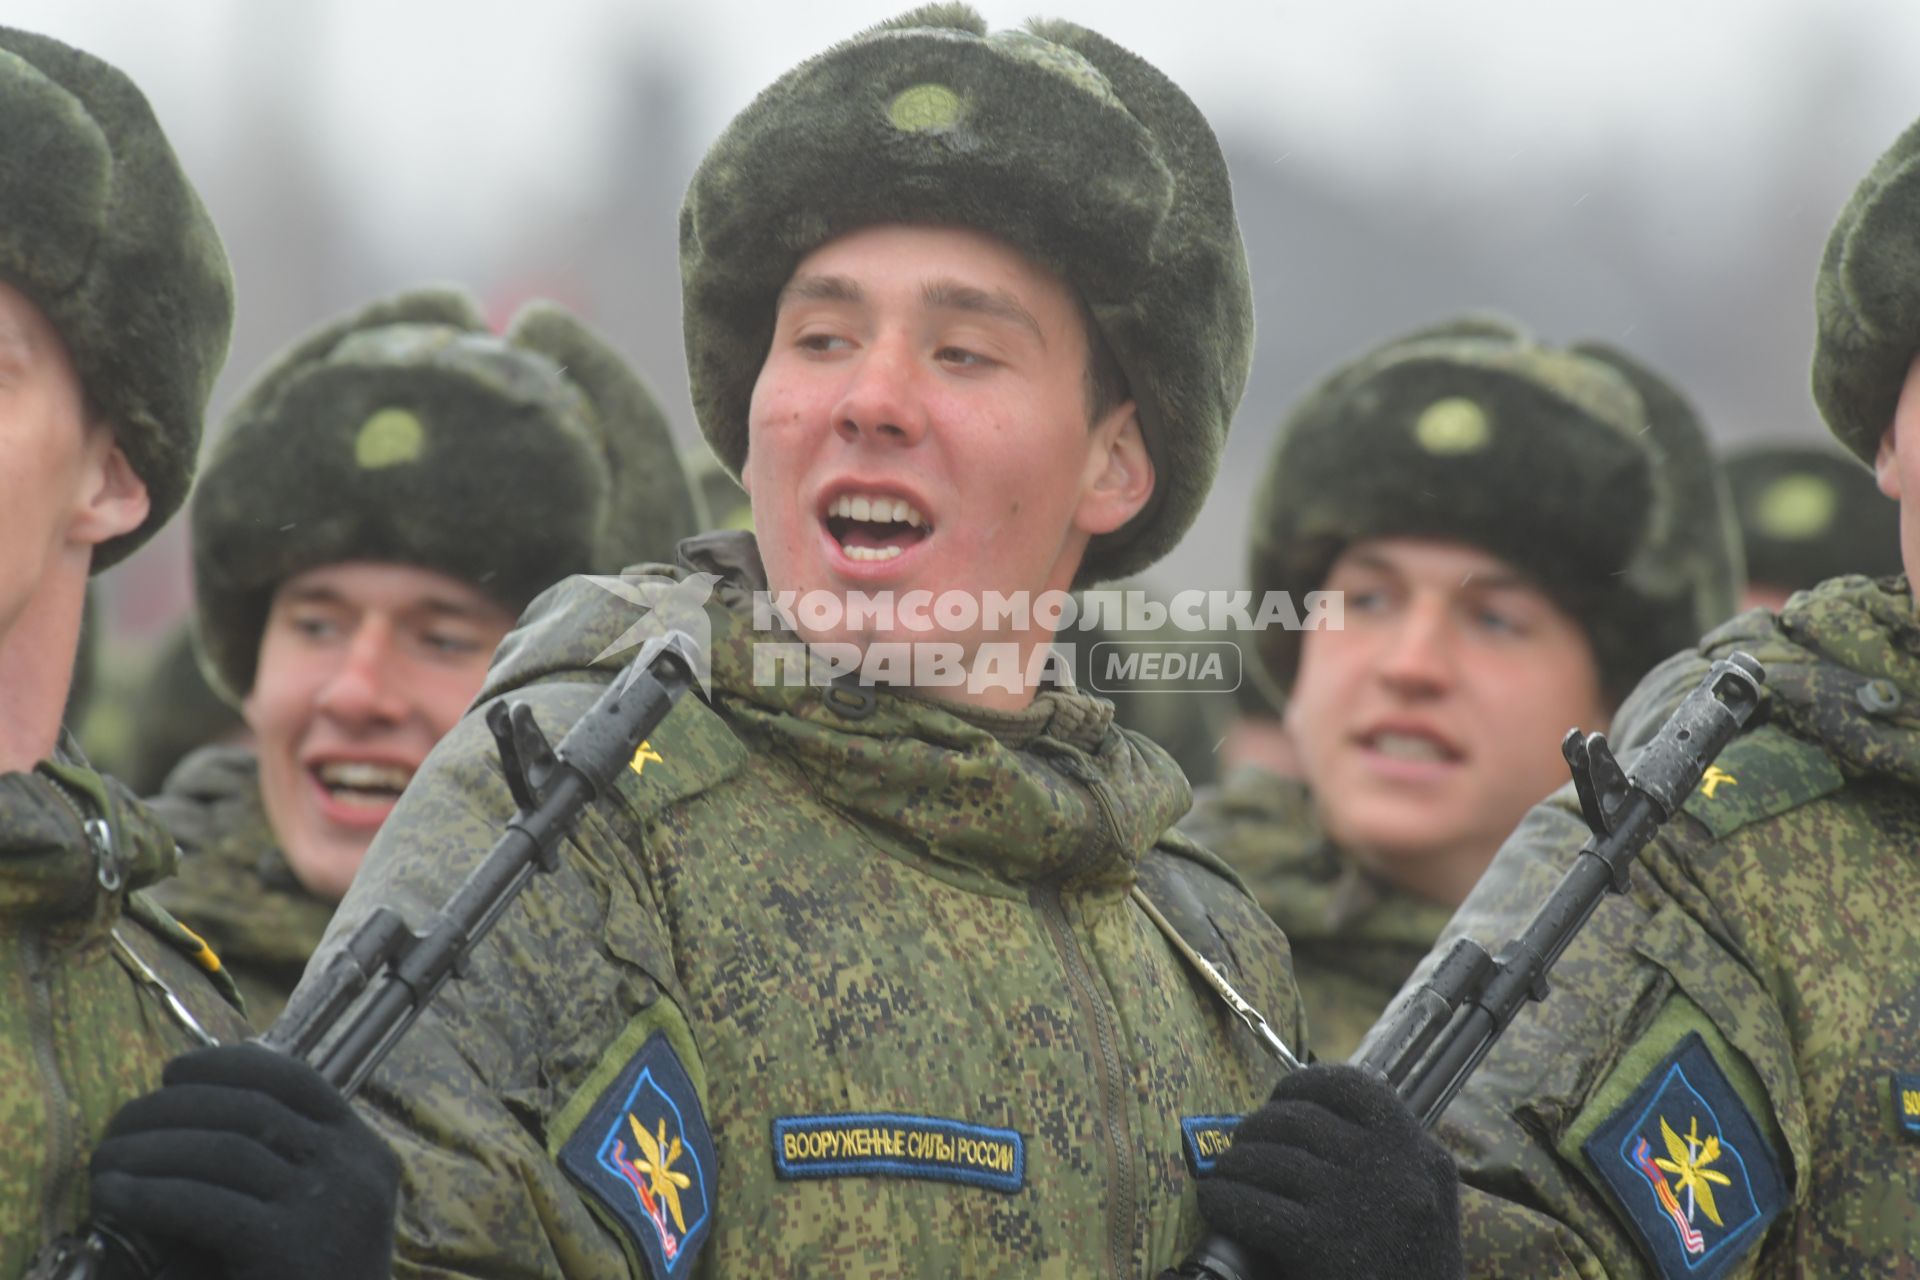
[628,1114,692,1232]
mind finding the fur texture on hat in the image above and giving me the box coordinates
[1814,114,1920,463]
[680,3,1251,583]
[191,286,704,700]
[0,26,234,568]
[1250,317,1739,705]
[1723,444,1901,591]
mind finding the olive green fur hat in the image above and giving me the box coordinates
[1814,114,1920,463]
[680,3,1252,583]
[192,286,705,701]
[0,26,234,569]
[1250,317,1741,705]
[1723,444,1901,590]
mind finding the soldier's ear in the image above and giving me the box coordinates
[69,428,151,550]
[1074,403,1153,537]
[1875,422,1900,500]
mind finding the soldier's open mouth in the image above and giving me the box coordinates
[823,491,932,562]
[311,760,415,809]
[1359,729,1463,764]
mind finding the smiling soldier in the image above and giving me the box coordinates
[146,286,702,1024]
[1182,317,1741,1059]
[299,8,1466,1278]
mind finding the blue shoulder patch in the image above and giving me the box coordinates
[559,1032,716,1276]
[1894,1073,1920,1140]
[1180,1115,1241,1175]
[1582,1032,1786,1279]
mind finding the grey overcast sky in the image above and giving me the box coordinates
[7,0,1919,269]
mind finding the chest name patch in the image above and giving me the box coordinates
[771,1113,1024,1193]
[1181,1115,1241,1176]
[1895,1073,1920,1140]
[558,1032,715,1276]
[1582,1032,1785,1280]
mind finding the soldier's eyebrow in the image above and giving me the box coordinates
[922,280,1045,347]
[778,274,863,310]
[1458,570,1534,594]
[279,583,348,609]
[407,596,501,622]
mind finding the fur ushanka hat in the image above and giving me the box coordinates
[191,286,705,700]
[1814,114,1920,464]
[680,4,1253,584]
[1250,317,1740,704]
[0,26,234,569]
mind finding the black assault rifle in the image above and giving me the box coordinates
[28,631,706,1280]
[1165,651,1766,1280]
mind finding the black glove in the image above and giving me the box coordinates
[88,1044,399,1280]
[1196,1064,1463,1280]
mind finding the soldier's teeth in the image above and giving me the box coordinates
[317,761,414,791]
[829,493,926,527]
[1371,733,1449,763]
[840,544,905,562]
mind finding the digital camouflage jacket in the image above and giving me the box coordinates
[309,533,1305,1279]
[0,746,248,1275]
[1181,765,1455,1061]
[1397,574,1920,1278]
[146,744,334,1028]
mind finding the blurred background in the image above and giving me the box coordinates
[17,0,1920,689]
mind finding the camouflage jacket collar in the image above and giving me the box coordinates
[1765,573,1920,786]
[688,534,1188,891]
[491,532,1191,891]
[1211,766,1452,949]
[0,745,178,918]
[145,745,328,967]
[147,745,287,883]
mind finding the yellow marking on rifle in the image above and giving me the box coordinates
[174,920,224,974]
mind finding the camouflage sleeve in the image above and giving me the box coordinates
[308,681,680,1280]
[1414,793,1800,1280]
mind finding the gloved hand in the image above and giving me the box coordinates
[1196,1064,1463,1280]
[88,1044,399,1280]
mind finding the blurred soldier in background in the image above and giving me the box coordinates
[1377,115,1920,1277]
[147,285,704,1024]
[1183,317,1741,1057]
[1722,442,1901,610]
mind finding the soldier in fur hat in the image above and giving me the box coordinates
[296,8,1466,1276]
[1183,317,1741,1058]
[145,285,703,1024]
[1376,115,1920,1277]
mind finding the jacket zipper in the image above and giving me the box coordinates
[1032,754,1138,1280]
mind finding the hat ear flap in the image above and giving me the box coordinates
[507,303,707,569]
[1570,341,1742,633]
